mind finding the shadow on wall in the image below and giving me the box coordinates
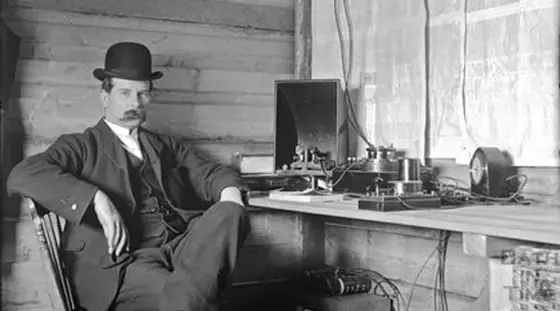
[1,17,24,277]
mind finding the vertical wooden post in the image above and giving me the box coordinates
[1,16,23,218]
[294,0,312,79]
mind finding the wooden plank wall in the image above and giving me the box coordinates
[1,0,297,310]
[3,0,294,163]
[323,220,488,311]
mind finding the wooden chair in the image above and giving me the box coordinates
[24,197,77,311]
[24,197,235,311]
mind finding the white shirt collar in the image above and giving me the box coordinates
[103,119,138,138]
[103,119,143,160]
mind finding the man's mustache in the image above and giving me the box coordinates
[119,109,146,122]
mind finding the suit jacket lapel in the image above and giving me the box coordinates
[138,129,164,190]
[96,120,128,170]
[95,119,134,205]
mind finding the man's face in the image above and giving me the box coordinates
[101,78,152,129]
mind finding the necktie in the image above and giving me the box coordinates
[123,129,143,160]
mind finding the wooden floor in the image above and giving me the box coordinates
[228,281,298,311]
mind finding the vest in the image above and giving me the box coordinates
[125,150,187,248]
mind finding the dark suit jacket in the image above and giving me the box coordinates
[7,119,246,310]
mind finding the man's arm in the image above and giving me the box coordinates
[219,186,246,206]
[8,134,130,255]
[7,134,98,222]
[169,138,248,205]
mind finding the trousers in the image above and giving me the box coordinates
[110,201,250,311]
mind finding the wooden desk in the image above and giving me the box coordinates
[249,197,560,311]
[249,198,560,245]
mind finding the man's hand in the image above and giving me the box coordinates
[93,190,129,257]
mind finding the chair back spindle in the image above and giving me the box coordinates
[25,197,77,311]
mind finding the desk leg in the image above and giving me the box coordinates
[299,214,326,270]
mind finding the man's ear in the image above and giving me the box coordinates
[100,90,109,108]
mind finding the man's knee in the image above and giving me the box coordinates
[211,201,248,222]
[114,260,170,310]
[206,201,250,241]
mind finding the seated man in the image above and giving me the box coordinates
[7,41,250,311]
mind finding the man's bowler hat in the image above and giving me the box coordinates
[93,42,163,81]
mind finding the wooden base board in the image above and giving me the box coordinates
[269,191,345,203]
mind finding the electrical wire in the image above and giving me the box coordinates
[458,0,481,148]
[412,170,530,207]
[333,0,374,148]
[432,174,528,204]
[405,242,439,311]
[303,266,406,311]
[403,231,450,311]
[364,269,408,310]
[343,267,406,311]
[319,159,332,179]
[421,0,430,165]
[395,194,425,210]
[433,231,450,311]
[334,4,367,143]
[329,160,365,188]
[369,172,530,210]
[341,0,353,83]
